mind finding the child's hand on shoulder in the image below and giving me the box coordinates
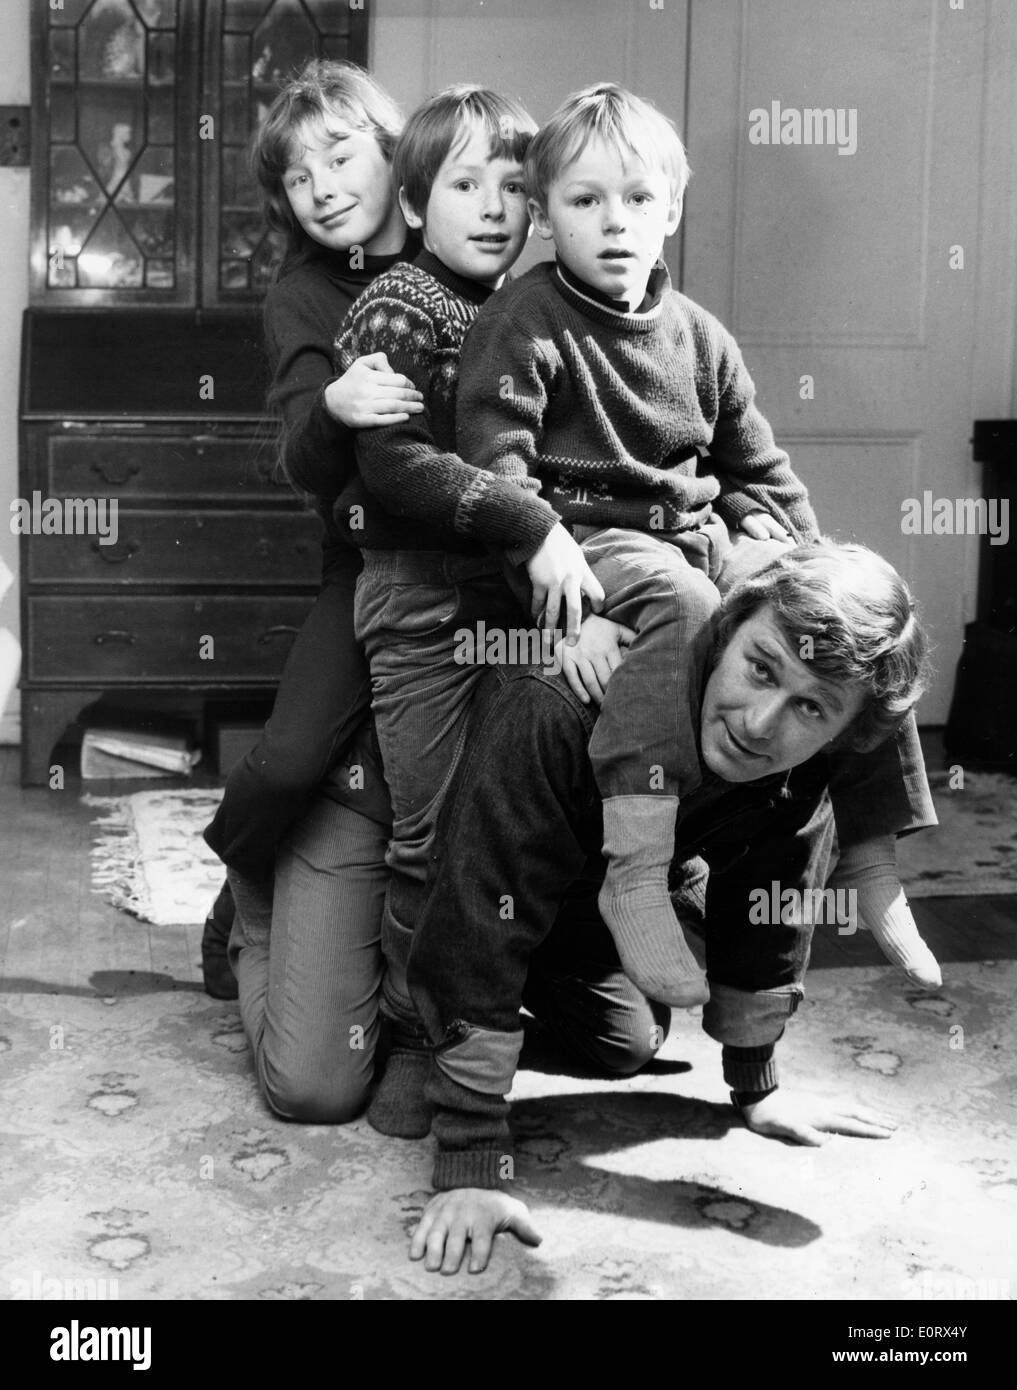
[410,1188,542,1275]
[556,614,635,706]
[325,352,424,429]
[526,523,605,645]
[739,511,792,543]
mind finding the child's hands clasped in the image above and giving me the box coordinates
[325,351,425,428]
[526,522,605,645]
[557,614,635,706]
[410,1188,542,1275]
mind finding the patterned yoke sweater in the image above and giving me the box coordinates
[332,250,558,555]
[455,259,820,547]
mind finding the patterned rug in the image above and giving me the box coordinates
[84,790,225,927]
[2,960,1014,1300]
[2,769,1011,1300]
[84,769,1016,929]
[894,770,1017,898]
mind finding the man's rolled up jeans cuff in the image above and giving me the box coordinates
[434,1023,525,1096]
[702,981,803,1048]
[433,1146,512,1192]
[723,1052,779,1093]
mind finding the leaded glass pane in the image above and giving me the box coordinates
[133,0,178,28]
[77,205,145,287]
[80,0,146,82]
[210,0,367,302]
[41,0,183,299]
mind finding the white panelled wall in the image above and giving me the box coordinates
[375,0,1017,721]
[2,0,1013,736]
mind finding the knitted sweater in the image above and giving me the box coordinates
[262,239,422,575]
[455,259,820,545]
[263,240,418,560]
[331,251,558,556]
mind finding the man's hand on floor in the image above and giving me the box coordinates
[739,1089,898,1146]
[410,1189,542,1274]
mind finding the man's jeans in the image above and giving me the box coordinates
[408,663,838,1099]
[226,710,670,1123]
[227,791,389,1124]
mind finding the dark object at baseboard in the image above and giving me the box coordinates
[944,621,1017,769]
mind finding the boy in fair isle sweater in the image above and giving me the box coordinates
[454,83,942,1007]
[330,86,605,1135]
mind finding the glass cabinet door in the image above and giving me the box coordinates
[201,0,368,307]
[31,0,198,305]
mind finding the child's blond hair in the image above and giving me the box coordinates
[524,82,690,208]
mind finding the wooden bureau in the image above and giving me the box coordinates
[18,2,368,786]
[17,310,322,785]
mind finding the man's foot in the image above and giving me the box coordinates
[201,879,238,1000]
[367,1022,434,1139]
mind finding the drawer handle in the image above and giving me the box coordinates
[91,460,140,485]
[93,630,137,646]
[91,539,140,565]
[257,625,299,644]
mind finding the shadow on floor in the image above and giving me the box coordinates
[511,1088,823,1247]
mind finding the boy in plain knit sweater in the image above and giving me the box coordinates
[454,83,941,1006]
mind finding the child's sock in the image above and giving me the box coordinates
[367,1018,434,1139]
[598,795,709,1007]
[831,836,942,987]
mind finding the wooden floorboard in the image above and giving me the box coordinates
[1,744,1015,993]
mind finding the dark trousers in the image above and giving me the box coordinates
[204,549,374,877]
[408,665,838,1094]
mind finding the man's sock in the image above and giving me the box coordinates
[598,795,709,1007]
[366,1018,434,1140]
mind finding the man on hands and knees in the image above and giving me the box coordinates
[405,541,938,1274]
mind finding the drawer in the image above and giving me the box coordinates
[41,434,290,500]
[27,595,317,682]
[26,509,323,585]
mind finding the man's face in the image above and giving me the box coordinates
[529,136,680,310]
[700,606,867,782]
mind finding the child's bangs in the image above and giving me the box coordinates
[486,112,534,166]
[455,95,535,167]
[278,100,371,168]
[592,108,681,190]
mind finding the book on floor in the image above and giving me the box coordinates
[79,707,202,780]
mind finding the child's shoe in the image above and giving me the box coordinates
[201,879,238,1000]
[598,795,709,1007]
